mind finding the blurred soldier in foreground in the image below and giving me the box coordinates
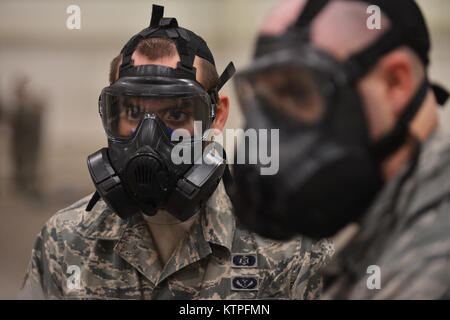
[19,5,333,299]
[231,0,450,299]
[10,76,44,199]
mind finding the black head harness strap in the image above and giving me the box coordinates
[117,4,235,101]
[370,77,429,160]
[343,26,405,83]
[217,62,236,91]
[149,4,164,27]
[118,5,199,79]
[294,0,330,29]
[284,0,330,41]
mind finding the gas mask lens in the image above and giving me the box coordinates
[101,93,212,140]
[236,64,325,125]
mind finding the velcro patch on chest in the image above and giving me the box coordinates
[231,276,259,291]
[231,253,257,268]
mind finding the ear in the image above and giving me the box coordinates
[212,94,230,131]
[377,50,416,117]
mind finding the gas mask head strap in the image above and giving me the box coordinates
[292,0,330,30]
[209,61,236,119]
[118,5,200,79]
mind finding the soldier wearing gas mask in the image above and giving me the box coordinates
[19,5,333,300]
[232,0,450,299]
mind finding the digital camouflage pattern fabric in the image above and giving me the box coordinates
[322,126,450,299]
[19,181,334,300]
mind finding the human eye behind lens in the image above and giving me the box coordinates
[124,103,143,121]
[161,108,192,124]
[157,99,195,126]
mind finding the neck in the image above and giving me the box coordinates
[381,89,438,181]
[142,209,196,225]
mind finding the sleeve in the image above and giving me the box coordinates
[18,220,65,300]
[391,256,450,300]
[290,237,335,300]
[375,197,450,300]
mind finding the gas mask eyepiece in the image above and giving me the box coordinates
[99,76,215,142]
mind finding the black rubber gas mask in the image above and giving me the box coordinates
[230,0,448,240]
[86,5,235,221]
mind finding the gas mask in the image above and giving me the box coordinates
[86,5,235,221]
[230,0,449,240]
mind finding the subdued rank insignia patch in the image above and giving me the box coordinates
[231,276,259,291]
[231,253,257,268]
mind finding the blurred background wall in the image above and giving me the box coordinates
[0,0,449,299]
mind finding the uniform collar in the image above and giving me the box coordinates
[201,181,236,253]
[76,196,125,240]
[339,126,450,270]
[76,180,236,285]
[77,180,236,250]
[359,126,450,234]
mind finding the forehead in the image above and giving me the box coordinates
[131,50,179,68]
[131,50,204,84]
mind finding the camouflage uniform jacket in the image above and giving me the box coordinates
[20,182,334,299]
[323,127,450,299]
